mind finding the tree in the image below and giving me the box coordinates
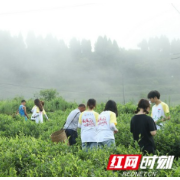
[94,36,107,55]
[148,37,161,53]
[159,35,170,56]
[171,39,180,54]
[39,89,59,101]
[69,38,81,58]
[138,39,149,52]
[81,39,92,56]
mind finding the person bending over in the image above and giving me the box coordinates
[63,104,86,145]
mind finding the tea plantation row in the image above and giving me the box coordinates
[0,99,180,177]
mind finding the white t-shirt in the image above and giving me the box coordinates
[78,110,99,143]
[31,106,43,123]
[151,102,169,129]
[63,109,80,131]
[96,111,117,142]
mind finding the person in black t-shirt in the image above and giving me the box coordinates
[130,99,157,154]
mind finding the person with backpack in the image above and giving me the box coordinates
[97,100,118,148]
[78,99,99,151]
[63,104,86,146]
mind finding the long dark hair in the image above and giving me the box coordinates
[87,99,96,110]
[104,100,118,117]
[34,99,43,112]
[135,99,150,114]
[41,101,45,106]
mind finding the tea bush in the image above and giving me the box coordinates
[0,135,180,177]
[0,98,180,177]
[0,96,77,115]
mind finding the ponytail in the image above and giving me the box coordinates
[144,108,149,114]
[89,105,94,109]
[87,99,96,110]
[135,99,150,114]
[135,107,139,114]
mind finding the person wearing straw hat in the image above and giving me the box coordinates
[63,104,86,146]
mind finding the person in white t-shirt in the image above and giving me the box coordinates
[63,104,86,146]
[148,90,170,130]
[78,99,99,151]
[31,99,49,124]
[31,99,48,123]
[97,100,118,148]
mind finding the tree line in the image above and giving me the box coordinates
[0,30,180,104]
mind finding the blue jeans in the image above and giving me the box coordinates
[82,142,98,151]
[98,139,115,148]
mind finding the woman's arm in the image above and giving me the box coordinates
[31,107,39,119]
[31,107,35,113]
[43,109,49,120]
[109,112,118,133]
[110,123,118,133]
[150,131,157,136]
[44,114,49,120]
[148,117,157,136]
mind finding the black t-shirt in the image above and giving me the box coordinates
[130,114,157,149]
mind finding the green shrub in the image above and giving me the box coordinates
[0,98,180,177]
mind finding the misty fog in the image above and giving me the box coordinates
[0,0,180,105]
[0,31,180,105]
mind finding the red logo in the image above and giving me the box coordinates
[82,118,95,127]
[107,155,142,170]
[98,116,107,126]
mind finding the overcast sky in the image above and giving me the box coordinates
[0,0,180,49]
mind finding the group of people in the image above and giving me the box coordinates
[64,99,118,151]
[63,90,170,154]
[18,99,49,123]
[18,90,170,154]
